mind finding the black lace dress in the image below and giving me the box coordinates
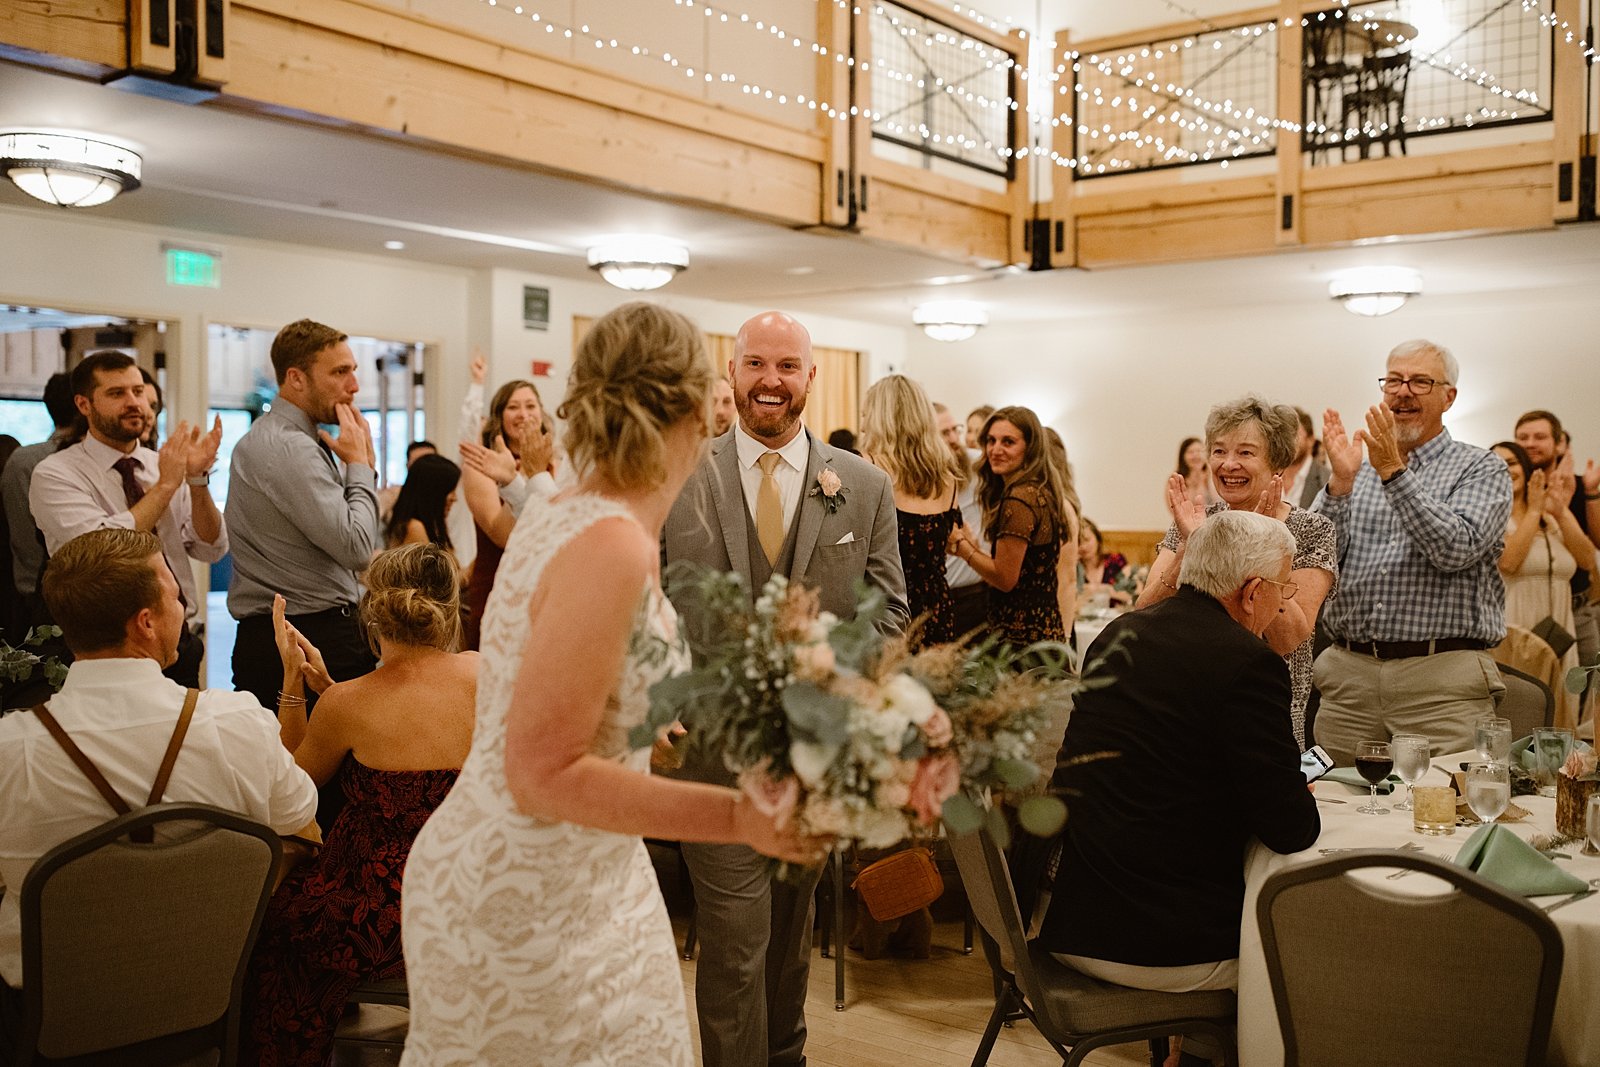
[897,501,960,648]
[986,483,1065,648]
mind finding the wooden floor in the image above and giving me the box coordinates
[332,915,1152,1067]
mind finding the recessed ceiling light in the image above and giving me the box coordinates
[784,266,815,275]
[384,240,406,251]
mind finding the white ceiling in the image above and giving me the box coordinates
[3,38,1600,336]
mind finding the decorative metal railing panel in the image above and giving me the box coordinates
[1064,18,1282,179]
[868,1,1019,178]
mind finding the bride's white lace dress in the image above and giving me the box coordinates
[400,494,693,1066]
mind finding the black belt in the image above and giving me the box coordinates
[1336,638,1491,660]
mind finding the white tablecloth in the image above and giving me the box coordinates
[1238,754,1600,1066]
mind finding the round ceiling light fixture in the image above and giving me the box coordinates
[912,300,988,342]
[0,132,143,208]
[587,236,690,291]
[1328,266,1422,317]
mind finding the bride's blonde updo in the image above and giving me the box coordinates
[559,302,713,490]
[359,543,462,653]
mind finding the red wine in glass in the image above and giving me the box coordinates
[1356,754,1393,785]
[1354,741,1392,815]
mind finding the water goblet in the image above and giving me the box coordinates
[1585,795,1600,857]
[1355,741,1393,815]
[1390,733,1430,812]
[1465,761,1510,827]
[1473,716,1512,764]
[1532,726,1574,797]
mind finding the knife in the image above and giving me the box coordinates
[1541,889,1596,914]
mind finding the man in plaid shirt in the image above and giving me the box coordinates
[1311,339,1512,765]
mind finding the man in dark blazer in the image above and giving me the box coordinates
[663,310,907,1067]
[1037,510,1319,1002]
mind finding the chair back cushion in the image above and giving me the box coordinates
[1496,663,1555,739]
[1258,852,1561,1067]
[24,806,278,1058]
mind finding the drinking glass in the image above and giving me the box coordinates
[1412,786,1456,836]
[1390,733,1430,812]
[1355,741,1393,815]
[1465,761,1510,827]
[1585,795,1600,857]
[1473,716,1512,764]
[1532,726,1575,796]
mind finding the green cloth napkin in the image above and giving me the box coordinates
[1512,735,1535,772]
[1451,824,1587,896]
[1323,767,1398,794]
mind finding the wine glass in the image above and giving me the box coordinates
[1390,733,1430,812]
[1465,761,1510,828]
[1473,716,1512,765]
[1355,741,1393,815]
[1585,794,1600,857]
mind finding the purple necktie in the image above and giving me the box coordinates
[112,456,145,507]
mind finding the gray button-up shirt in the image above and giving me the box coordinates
[225,401,379,619]
[1,430,71,596]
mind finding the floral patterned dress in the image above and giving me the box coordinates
[242,757,458,1066]
[986,483,1066,648]
[898,499,960,648]
[399,494,692,1067]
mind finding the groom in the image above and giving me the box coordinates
[663,310,908,1066]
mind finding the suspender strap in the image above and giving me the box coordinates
[29,702,131,817]
[30,688,200,842]
[147,687,199,806]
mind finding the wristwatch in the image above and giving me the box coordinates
[186,472,210,487]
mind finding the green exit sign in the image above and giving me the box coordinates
[165,248,220,288]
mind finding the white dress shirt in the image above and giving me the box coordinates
[29,435,228,619]
[0,657,318,986]
[734,423,810,535]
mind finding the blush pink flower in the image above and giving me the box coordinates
[792,641,836,682]
[921,706,953,749]
[738,760,800,826]
[908,751,961,826]
[817,468,843,497]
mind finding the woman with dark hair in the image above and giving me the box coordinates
[243,544,476,1066]
[1077,517,1135,607]
[459,377,551,648]
[1138,396,1338,747]
[1493,439,1593,727]
[385,453,461,550]
[946,405,1071,649]
[1175,434,1218,507]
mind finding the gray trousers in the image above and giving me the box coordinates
[1574,598,1598,724]
[1312,645,1504,766]
[681,841,823,1067]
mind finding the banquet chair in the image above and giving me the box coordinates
[948,825,1238,1067]
[15,804,281,1067]
[338,977,410,1050]
[1496,662,1555,740]
[1256,851,1562,1067]
[1340,51,1410,160]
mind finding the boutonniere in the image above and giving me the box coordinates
[810,468,847,514]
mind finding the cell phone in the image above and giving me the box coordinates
[1300,745,1335,784]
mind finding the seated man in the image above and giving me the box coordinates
[0,529,317,1054]
[1037,510,1320,1000]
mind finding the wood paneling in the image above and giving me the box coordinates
[862,159,1019,266]
[0,0,124,76]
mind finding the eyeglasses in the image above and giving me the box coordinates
[1378,375,1444,395]
[1257,576,1299,600]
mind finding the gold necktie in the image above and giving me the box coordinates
[756,451,784,566]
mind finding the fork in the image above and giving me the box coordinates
[1541,889,1596,914]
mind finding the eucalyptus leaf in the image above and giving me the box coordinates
[1017,796,1068,838]
[1567,666,1592,695]
[941,793,984,835]
[781,681,852,745]
[994,758,1039,789]
[983,804,1011,850]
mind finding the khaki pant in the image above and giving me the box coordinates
[1312,645,1504,766]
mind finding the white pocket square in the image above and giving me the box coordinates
[833,532,856,545]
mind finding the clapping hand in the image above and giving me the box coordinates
[1360,405,1405,480]
[461,436,519,487]
[1253,473,1285,519]
[1322,409,1365,494]
[516,419,555,479]
[1583,459,1600,499]
[1545,455,1577,514]
[155,423,196,489]
[469,350,487,385]
[187,415,223,477]
[319,403,375,468]
[1526,469,1548,515]
[1165,473,1207,541]
[272,594,335,694]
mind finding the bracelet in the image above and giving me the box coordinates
[1161,572,1178,592]
[185,472,210,487]
[1586,491,1600,502]
[277,690,307,706]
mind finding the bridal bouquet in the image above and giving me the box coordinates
[632,568,1082,850]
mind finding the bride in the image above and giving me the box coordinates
[400,303,819,1065]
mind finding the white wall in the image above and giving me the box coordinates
[902,284,1600,531]
[0,204,476,434]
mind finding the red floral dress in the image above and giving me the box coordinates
[241,757,457,1066]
